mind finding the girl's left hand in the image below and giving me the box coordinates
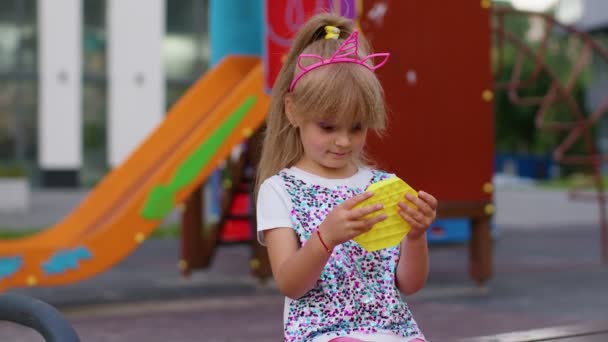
[398,191,438,240]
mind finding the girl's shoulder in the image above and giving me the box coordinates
[257,173,293,208]
[257,168,304,199]
[258,172,288,193]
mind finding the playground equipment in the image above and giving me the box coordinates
[178,0,497,285]
[0,56,269,291]
[183,0,496,285]
[493,7,608,263]
[360,0,495,284]
[0,293,80,342]
[0,0,502,292]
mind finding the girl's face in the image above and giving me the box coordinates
[296,119,367,178]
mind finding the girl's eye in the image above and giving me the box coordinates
[351,123,363,132]
[318,123,335,131]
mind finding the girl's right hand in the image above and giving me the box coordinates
[318,191,387,248]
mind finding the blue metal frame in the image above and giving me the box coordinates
[0,293,80,342]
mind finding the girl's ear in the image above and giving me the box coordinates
[284,96,299,127]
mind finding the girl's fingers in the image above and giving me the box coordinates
[342,190,438,239]
[418,191,438,211]
[349,203,383,219]
[365,213,387,227]
[399,202,424,223]
[347,220,368,234]
[403,192,437,223]
[350,213,387,232]
[404,193,433,217]
[398,209,417,226]
[398,208,429,230]
[342,191,374,209]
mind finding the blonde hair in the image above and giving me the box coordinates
[256,13,387,192]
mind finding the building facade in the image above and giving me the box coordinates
[0,0,210,187]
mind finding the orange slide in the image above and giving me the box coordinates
[0,56,269,292]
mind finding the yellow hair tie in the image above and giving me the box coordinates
[324,26,340,40]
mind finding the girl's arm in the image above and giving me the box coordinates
[395,191,437,295]
[264,227,333,300]
[395,234,429,295]
[264,192,386,300]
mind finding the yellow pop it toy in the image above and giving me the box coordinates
[353,177,418,252]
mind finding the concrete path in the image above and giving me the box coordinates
[1,185,603,230]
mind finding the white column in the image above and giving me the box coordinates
[107,0,165,167]
[38,0,82,170]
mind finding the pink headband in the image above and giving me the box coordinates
[288,31,390,92]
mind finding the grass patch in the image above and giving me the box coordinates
[0,163,27,178]
[150,223,181,239]
[536,178,577,189]
[0,229,38,239]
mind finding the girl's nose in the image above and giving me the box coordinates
[335,132,351,147]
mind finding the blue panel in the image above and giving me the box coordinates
[207,0,264,222]
[0,256,23,281]
[495,153,554,180]
[209,0,263,65]
[42,246,93,275]
[427,218,498,245]
[427,218,471,244]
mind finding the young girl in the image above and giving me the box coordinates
[256,13,438,342]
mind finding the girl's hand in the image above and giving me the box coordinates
[319,192,387,248]
[398,191,438,240]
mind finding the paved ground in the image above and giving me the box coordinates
[0,185,601,230]
[1,186,607,341]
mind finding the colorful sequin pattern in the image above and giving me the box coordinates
[279,170,423,341]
